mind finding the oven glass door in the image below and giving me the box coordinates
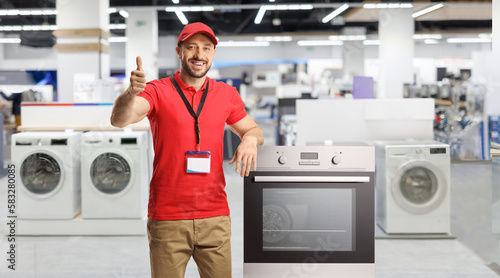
[244,171,374,264]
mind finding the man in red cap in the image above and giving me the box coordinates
[111,22,264,277]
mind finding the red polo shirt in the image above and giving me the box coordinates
[138,71,247,220]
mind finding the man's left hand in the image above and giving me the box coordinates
[228,136,258,177]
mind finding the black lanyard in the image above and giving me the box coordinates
[170,75,209,150]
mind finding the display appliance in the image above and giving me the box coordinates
[81,131,149,219]
[12,131,82,219]
[244,145,375,277]
[375,140,451,234]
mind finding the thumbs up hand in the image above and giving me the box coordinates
[129,56,146,95]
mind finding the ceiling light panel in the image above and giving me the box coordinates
[322,4,349,23]
[218,41,270,47]
[363,40,380,45]
[446,37,492,43]
[254,36,293,42]
[119,10,129,18]
[174,11,189,25]
[412,3,444,18]
[424,39,440,44]
[109,37,128,43]
[165,6,215,12]
[363,3,413,9]
[0,9,58,16]
[297,40,344,46]
[0,25,57,31]
[0,37,21,43]
[254,4,313,24]
[328,35,366,41]
[254,6,267,24]
[413,34,443,40]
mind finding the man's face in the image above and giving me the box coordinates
[176,33,216,79]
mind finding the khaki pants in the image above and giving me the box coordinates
[147,215,232,278]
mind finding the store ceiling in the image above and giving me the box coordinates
[0,0,493,37]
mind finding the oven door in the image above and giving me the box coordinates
[244,171,374,265]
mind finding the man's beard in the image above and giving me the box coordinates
[181,59,211,79]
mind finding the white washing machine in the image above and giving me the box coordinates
[12,131,82,219]
[375,140,451,234]
[81,131,149,219]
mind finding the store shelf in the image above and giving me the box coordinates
[435,99,466,108]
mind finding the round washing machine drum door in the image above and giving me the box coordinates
[21,153,62,196]
[90,152,131,194]
[392,160,448,214]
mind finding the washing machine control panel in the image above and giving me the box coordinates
[256,146,375,171]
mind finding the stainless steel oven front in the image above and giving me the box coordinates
[244,146,375,278]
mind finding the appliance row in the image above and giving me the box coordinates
[12,130,151,220]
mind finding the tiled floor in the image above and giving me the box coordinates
[0,118,499,277]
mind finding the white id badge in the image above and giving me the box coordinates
[186,151,211,173]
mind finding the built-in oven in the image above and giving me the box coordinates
[244,146,375,278]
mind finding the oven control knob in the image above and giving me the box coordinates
[332,156,341,165]
[278,156,287,165]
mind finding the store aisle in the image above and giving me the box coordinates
[0,118,499,277]
[0,162,498,277]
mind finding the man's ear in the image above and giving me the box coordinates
[175,46,181,59]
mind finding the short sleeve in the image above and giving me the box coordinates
[137,81,158,117]
[226,87,247,125]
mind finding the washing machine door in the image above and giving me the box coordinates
[90,152,131,195]
[20,152,62,197]
[392,160,448,214]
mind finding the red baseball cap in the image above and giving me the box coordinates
[177,22,218,46]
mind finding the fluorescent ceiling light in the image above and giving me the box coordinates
[254,36,292,42]
[297,40,343,46]
[329,35,366,41]
[0,9,58,16]
[478,33,492,39]
[413,34,442,40]
[218,41,270,47]
[424,39,440,44]
[21,25,57,31]
[0,25,57,31]
[254,6,267,24]
[174,11,189,25]
[107,8,118,13]
[412,3,444,18]
[119,10,129,18]
[254,4,313,24]
[0,38,21,43]
[322,4,349,23]
[0,24,125,32]
[363,3,413,9]
[0,26,24,31]
[109,37,128,43]
[447,37,492,43]
[363,40,380,45]
[165,6,215,12]
[172,0,180,3]
[109,24,127,30]
[264,4,313,11]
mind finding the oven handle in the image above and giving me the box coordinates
[254,176,370,183]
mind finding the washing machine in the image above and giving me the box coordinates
[81,131,149,219]
[12,131,82,219]
[375,140,450,234]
